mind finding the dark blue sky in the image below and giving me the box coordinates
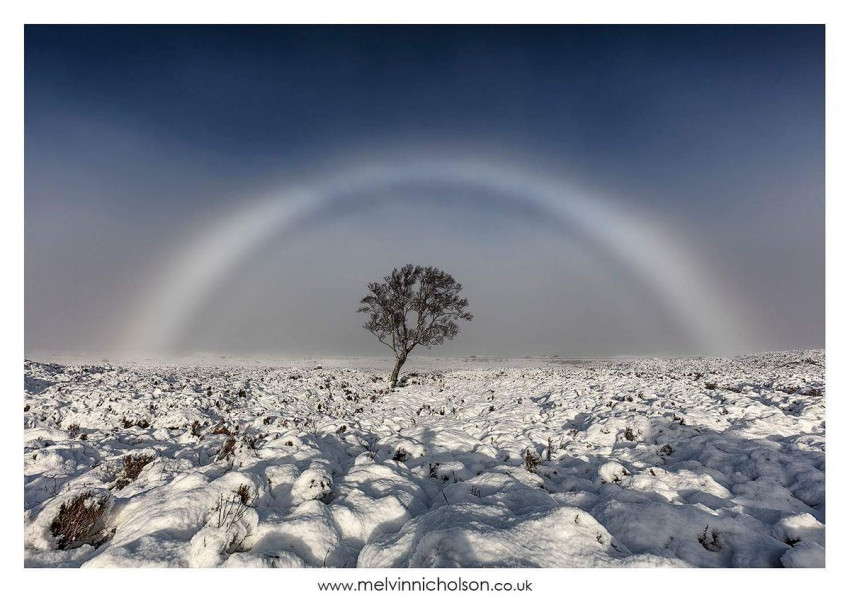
[25,26,824,356]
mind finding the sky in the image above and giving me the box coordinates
[25,25,824,358]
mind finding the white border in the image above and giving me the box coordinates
[3,2,844,598]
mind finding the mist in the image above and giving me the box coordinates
[25,25,824,358]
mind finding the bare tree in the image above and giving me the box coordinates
[358,265,473,388]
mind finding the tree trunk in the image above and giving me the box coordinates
[389,354,407,388]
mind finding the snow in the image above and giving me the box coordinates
[23,350,825,567]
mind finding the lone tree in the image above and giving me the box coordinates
[358,264,473,388]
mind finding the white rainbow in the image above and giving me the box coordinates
[121,156,751,356]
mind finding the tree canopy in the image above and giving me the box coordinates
[358,264,472,386]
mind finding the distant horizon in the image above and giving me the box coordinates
[23,346,826,366]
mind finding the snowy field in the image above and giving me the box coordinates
[23,351,825,568]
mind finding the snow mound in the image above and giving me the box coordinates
[23,351,825,567]
[358,504,687,567]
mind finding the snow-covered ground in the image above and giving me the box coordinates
[23,351,825,568]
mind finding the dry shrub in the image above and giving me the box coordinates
[49,492,111,550]
[217,436,236,461]
[235,484,255,506]
[212,421,232,436]
[211,489,256,552]
[698,525,722,552]
[524,449,540,474]
[123,453,153,479]
[115,453,155,490]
